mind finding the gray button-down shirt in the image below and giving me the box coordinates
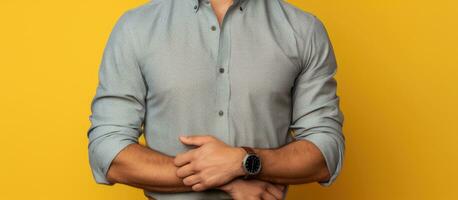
[87,0,345,199]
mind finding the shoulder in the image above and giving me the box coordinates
[117,0,168,28]
[268,0,334,67]
[273,0,327,41]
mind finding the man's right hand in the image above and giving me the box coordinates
[217,178,286,200]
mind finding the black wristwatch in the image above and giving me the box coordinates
[241,146,262,179]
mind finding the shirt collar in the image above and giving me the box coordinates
[191,0,248,13]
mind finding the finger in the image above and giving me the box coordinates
[274,184,286,191]
[179,135,215,146]
[174,149,196,167]
[182,174,201,186]
[216,183,230,191]
[192,183,206,192]
[266,184,284,200]
[176,163,196,178]
[261,192,277,200]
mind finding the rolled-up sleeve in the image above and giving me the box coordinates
[87,10,147,185]
[289,16,345,187]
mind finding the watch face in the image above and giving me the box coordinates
[244,154,261,174]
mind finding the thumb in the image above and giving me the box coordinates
[179,135,214,146]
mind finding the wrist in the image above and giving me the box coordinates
[233,147,247,177]
[240,146,262,179]
[217,178,242,193]
[216,183,232,193]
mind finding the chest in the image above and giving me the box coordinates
[137,9,300,100]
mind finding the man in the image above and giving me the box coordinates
[87,0,345,199]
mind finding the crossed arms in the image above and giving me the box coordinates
[103,135,333,199]
[87,12,344,200]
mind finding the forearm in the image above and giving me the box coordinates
[106,143,192,193]
[253,140,330,185]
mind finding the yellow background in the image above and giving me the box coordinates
[1,0,457,199]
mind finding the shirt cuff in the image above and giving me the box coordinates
[295,132,344,187]
[88,126,139,185]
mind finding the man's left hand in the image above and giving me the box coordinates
[174,135,246,191]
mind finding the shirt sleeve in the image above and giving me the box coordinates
[87,10,147,185]
[289,16,345,187]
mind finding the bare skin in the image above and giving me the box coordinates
[106,143,192,193]
[105,0,329,199]
[209,0,234,26]
[107,143,285,199]
[174,135,330,191]
[218,179,286,200]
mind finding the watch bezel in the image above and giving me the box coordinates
[242,153,262,176]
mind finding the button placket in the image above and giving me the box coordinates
[206,4,238,144]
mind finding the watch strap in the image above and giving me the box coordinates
[241,146,255,155]
[240,146,260,179]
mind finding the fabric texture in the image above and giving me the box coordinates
[87,0,345,199]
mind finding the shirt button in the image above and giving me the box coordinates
[219,68,224,73]
[218,110,224,116]
[211,26,217,31]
